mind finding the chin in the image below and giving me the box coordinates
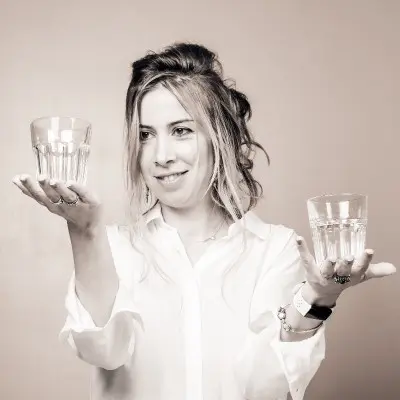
[157,196,189,209]
[157,191,199,209]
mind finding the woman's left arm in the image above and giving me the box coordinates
[234,228,396,400]
[282,235,396,341]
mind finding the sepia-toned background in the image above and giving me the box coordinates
[1,0,399,399]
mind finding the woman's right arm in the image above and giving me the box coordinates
[13,174,139,370]
[62,222,139,371]
[68,222,119,327]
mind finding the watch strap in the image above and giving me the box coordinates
[293,281,334,321]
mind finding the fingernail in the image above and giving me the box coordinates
[12,176,19,184]
[329,257,337,265]
[38,174,47,183]
[296,236,303,245]
[345,256,354,264]
[365,249,374,257]
[65,180,74,188]
[20,174,28,182]
[49,179,57,186]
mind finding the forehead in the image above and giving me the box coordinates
[139,86,192,126]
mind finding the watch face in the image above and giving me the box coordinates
[305,306,332,321]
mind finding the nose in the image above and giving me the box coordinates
[154,135,176,166]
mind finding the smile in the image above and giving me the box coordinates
[156,171,188,184]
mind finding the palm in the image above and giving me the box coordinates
[296,236,396,298]
[12,174,104,233]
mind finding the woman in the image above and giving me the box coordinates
[12,43,396,400]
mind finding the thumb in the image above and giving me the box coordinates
[364,262,396,280]
[296,236,314,267]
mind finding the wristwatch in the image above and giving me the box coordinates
[293,282,335,321]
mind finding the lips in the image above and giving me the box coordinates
[155,171,188,179]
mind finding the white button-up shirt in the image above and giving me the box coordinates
[59,203,326,400]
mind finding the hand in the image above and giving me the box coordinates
[296,236,397,304]
[12,174,104,235]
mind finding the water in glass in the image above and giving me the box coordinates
[31,116,91,185]
[307,193,367,265]
[32,141,90,184]
[310,218,367,265]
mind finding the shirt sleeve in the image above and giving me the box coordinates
[58,225,143,371]
[234,226,326,400]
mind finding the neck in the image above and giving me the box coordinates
[160,199,229,241]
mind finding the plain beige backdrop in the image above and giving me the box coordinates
[1,0,399,399]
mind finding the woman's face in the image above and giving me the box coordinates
[139,85,213,209]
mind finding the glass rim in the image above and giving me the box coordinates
[30,116,91,129]
[307,193,367,204]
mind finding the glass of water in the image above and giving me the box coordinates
[307,193,368,265]
[31,116,92,185]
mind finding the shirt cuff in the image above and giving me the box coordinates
[269,313,326,400]
[58,269,140,356]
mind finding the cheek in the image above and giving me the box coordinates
[177,141,198,165]
[199,139,213,169]
[182,134,211,163]
[138,146,153,174]
[193,143,213,182]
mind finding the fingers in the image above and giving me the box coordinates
[353,249,397,281]
[352,249,374,276]
[320,258,336,279]
[331,251,396,283]
[335,256,354,277]
[65,181,99,204]
[12,175,35,199]
[363,262,396,280]
[13,174,99,207]
[296,236,315,271]
[38,175,63,203]
[13,174,49,206]
[49,179,79,203]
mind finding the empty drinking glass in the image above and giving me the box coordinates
[307,193,368,265]
[31,116,91,185]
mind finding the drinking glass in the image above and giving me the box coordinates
[307,193,368,265]
[31,116,91,185]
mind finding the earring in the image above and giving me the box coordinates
[145,186,150,204]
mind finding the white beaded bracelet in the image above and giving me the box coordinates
[277,304,324,334]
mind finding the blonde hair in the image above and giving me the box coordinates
[123,42,270,285]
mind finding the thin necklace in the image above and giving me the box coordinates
[195,217,227,243]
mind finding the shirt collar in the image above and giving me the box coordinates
[232,209,269,240]
[143,201,268,240]
[144,201,164,225]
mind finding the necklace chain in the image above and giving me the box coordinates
[195,217,226,243]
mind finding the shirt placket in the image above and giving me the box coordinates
[172,231,204,400]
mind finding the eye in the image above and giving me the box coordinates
[173,127,193,137]
[139,131,152,142]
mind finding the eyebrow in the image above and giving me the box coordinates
[139,119,194,129]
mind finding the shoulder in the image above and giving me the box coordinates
[248,211,297,247]
[249,219,305,295]
[269,223,297,250]
[248,213,299,266]
[269,223,296,240]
